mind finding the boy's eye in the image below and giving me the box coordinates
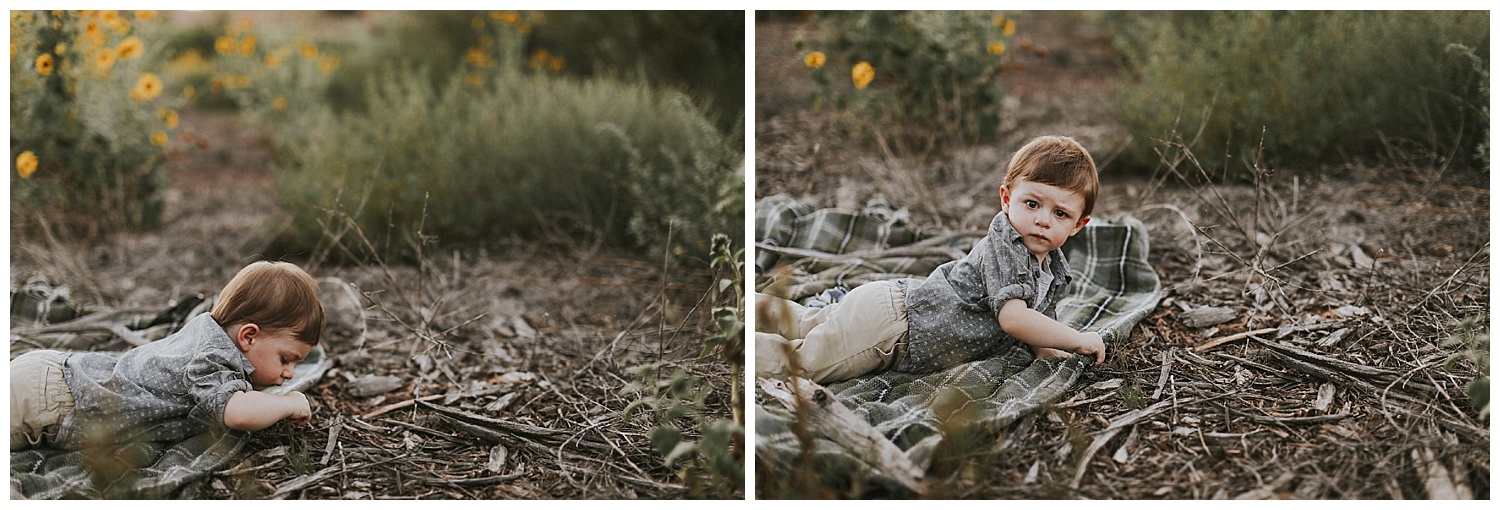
[1054,209,1069,218]
[1024,200,1039,209]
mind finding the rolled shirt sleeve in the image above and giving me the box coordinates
[184,348,255,428]
[58,313,255,449]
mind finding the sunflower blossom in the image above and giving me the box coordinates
[150,131,168,147]
[987,41,1006,56]
[16,151,39,179]
[852,61,874,90]
[1003,19,1016,37]
[116,36,143,59]
[804,51,826,69]
[95,50,116,72]
[130,73,163,102]
[35,53,54,75]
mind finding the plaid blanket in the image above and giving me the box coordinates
[753,195,1161,492]
[10,290,334,499]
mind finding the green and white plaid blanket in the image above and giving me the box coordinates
[753,195,1161,492]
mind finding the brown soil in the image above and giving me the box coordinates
[754,12,1489,499]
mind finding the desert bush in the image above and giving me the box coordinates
[313,11,744,137]
[1110,11,1489,175]
[271,67,741,266]
[10,10,182,236]
[526,11,745,136]
[806,11,1035,152]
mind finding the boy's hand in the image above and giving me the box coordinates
[1030,345,1071,360]
[1073,331,1106,365]
[284,391,312,425]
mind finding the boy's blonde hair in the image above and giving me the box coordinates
[211,261,325,346]
[1003,135,1100,217]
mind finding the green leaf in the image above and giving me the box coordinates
[1466,376,1489,419]
[649,426,683,457]
[664,402,696,421]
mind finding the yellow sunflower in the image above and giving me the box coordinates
[528,48,550,70]
[116,36,143,59]
[16,151,39,179]
[548,56,565,73]
[271,96,287,111]
[1003,19,1016,37]
[107,17,130,35]
[95,49,116,72]
[987,41,1006,56]
[239,35,257,56]
[130,73,163,102]
[159,108,180,128]
[852,61,875,90]
[150,131,168,147]
[215,36,234,55]
[35,53,54,75]
[299,43,318,60]
[804,51,826,69]
[137,10,157,21]
[264,53,281,68]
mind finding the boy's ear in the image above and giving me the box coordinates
[233,323,259,352]
[1070,215,1091,236]
[998,185,1011,212]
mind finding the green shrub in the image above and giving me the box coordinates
[527,11,745,136]
[11,10,181,236]
[271,68,741,266]
[1110,11,1489,174]
[807,11,1028,152]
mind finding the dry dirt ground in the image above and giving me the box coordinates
[754,13,1489,499]
[10,105,740,499]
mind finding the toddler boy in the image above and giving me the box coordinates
[756,135,1106,383]
[11,261,326,450]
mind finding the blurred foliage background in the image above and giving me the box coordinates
[11,10,745,267]
[1106,11,1488,177]
[784,10,1487,178]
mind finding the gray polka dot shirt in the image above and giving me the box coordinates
[896,212,1072,374]
[56,312,254,449]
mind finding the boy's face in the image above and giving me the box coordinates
[231,324,313,390]
[1000,179,1091,259]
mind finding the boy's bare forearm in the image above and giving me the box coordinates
[999,299,1106,364]
[223,391,310,431]
[997,299,1083,350]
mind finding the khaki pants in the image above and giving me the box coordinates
[10,350,75,450]
[755,280,908,384]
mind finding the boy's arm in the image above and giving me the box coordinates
[997,299,1106,364]
[223,390,311,431]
